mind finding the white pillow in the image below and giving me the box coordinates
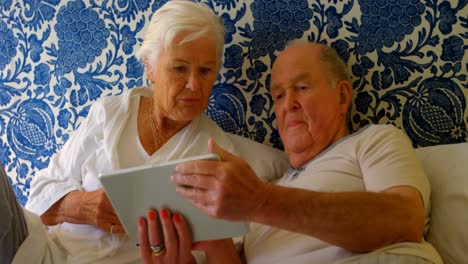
[227,133,289,182]
[415,143,468,264]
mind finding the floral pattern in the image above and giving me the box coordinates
[0,0,466,204]
[0,21,18,71]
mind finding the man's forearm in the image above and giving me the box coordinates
[250,184,424,252]
[205,240,243,264]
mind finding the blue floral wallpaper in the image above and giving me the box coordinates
[0,0,466,205]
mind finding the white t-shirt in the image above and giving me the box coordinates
[244,125,442,264]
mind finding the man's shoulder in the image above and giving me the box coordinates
[354,124,405,140]
[357,123,398,133]
[338,124,411,156]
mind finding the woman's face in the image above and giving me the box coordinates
[148,32,219,122]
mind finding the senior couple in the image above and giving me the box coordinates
[2,0,441,263]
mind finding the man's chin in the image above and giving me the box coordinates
[284,139,311,153]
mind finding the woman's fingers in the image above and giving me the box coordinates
[173,213,193,257]
[95,214,125,234]
[91,188,126,233]
[159,208,177,257]
[138,217,153,264]
[137,209,196,263]
[147,209,164,249]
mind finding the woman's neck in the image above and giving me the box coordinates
[144,97,189,153]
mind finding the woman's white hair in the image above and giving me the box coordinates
[136,0,225,70]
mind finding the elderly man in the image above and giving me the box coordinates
[139,42,442,264]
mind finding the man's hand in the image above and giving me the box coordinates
[171,138,271,221]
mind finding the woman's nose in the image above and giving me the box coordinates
[186,72,201,91]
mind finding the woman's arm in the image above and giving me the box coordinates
[40,189,125,234]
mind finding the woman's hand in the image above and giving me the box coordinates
[138,208,196,264]
[84,188,125,234]
[40,188,125,234]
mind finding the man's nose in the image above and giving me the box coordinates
[284,91,299,110]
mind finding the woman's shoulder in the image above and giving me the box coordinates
[89,87,151,117]
[97,87,151,107]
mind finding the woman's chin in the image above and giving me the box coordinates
[171,111,204,122]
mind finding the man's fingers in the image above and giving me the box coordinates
[174,138,239,175]
[175,187,219,218]
[208,138,236,162]
[171,173,215,189]
[175,185,212,204]
[175,159,218,175]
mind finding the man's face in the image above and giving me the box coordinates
[270,44,349,168]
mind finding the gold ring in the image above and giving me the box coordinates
[150,244,165,256]
[110,224,115,235]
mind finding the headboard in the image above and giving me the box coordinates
[0,0,466,205]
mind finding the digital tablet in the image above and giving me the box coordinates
[98,153,249,244]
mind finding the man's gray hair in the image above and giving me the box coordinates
[319,45,350,88]
[136,0,225,70]
[285,40,350,88]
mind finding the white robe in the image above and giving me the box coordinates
[23,88,289,263]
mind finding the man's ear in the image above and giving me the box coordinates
[337,80,353,114]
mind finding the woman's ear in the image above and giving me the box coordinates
[337,80,353,114]
[144,58,153,82]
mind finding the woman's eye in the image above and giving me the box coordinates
[200,67,212,75]
[174,66,186,72]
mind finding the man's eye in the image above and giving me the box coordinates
[275,94,284,100]
[298,85,308,91]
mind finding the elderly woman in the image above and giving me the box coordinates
[22,1,288,263]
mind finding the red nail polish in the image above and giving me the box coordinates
[161,208,168,219]
[148,210,155,220]
[173,213,181,223]
[139,218,145,226]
